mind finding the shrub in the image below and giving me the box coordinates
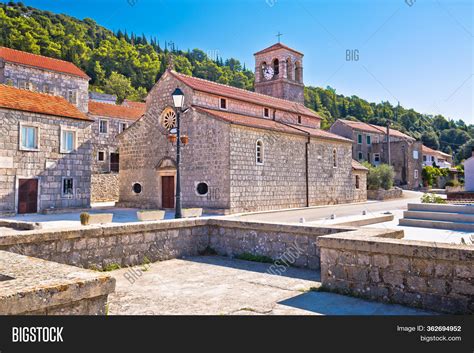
[422,166,449,187]
[80,212,90,226]
[445,179,461,187]
[421,193,446,204]
[363,162,395,190]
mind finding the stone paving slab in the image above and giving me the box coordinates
[108,256,435,316]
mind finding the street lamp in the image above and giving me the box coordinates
[171,87,185,219]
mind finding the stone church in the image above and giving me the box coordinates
[118,43,367,213]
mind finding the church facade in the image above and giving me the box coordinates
[118,43,367,213]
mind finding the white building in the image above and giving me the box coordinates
[422,145,453,169]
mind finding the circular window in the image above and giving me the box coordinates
[161,109,177,130]
[196,182,209,196]
[132,183,142,194]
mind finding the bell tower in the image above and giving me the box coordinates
[254,43,304,103]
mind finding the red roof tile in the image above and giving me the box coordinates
[337,119,414,141]
[169,70,320,120]
[88,101,145,121]
[194,107,351,143]
[122,100,146,110]
[352,159,369,171]
[422,145,451,159]
[0,84,90,121]
[0,47,89,79]
[254,43,304,56]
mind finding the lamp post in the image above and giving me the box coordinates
[171,87,185,219]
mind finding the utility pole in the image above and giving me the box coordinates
[386,121,391,166]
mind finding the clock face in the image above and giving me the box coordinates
[263,66,274,80]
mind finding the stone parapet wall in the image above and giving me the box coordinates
[367,188,403,200]
[91,173,119,202]
[319,232,473,314]
[0,250,114,315]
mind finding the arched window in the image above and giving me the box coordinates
[260,61,267,79]
[286,58,292,80]
[256,140,264,165]
[333,148,337,168]
[160,107,177,130]
[273,59,279,76]
[295,61,302,83]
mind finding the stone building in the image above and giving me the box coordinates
[330,119,422,189]
[0,84,92,214]
[422,145,453,168]
[118,43,367,213]
[0,46,90,113]
[88,101,145,202]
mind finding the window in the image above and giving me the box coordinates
[256,140,264,165]
[119,122,128,133]
[43,83,53,94]
[297,115,302,124]
[263,108,270,118]
[160,108,177,130]
[374,135,380,143]
[358,152,363,161]
[414,169,419,179]
[374,153,381,163]
[219,98,227,110]
[18,80,28,90]
[366,135,371,145]
[273,59,279,76]
[62,178,74,197]
[431,156,435,162]
[67,90,77,105]
[132,183,142,194]
[97,151,105,162]
[20,125,39,150]
[413,150,419,159]
[61,129,76,153]
[423,155,427,162]
[333,148,337,167]
[357,134,362,144]
[196,182,209,196]
[99,120,108,134]
[355,175,360,189]
[286,58,293,80]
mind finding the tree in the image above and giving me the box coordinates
[103,71,135,103]
[421,131,440,150]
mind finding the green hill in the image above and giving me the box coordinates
[1,1,472,162]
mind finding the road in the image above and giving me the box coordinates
[229,190,423,223]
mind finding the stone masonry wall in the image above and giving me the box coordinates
[1,62,89,113]
[91,173,119,202]
[0,108,92,213]
[319,234,473,314]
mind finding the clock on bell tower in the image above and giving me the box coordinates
[254,42,304,104]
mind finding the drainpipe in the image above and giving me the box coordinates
[305,136,310,207]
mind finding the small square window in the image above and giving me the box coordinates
[67,90,78,105]
[414,169,419,179]
[99,120,108,134]
[263,108,269,118]
[61,129,76,153]
[355,175,360,189]
[20,125,39,150]
[357,134,362,144]
[297,115,302,124]
[219,98,227,110]
[413,150,419,159]
[374,153,381,163]
[119,122,128,133]
[366,135,371,145]
[423,155,427,162]
[97,151,105,162]
[358,152,363,161]
[62,178,74,197]
[18,80,28,90]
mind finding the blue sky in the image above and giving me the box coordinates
[19,0,473,122]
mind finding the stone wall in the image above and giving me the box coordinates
[319,232,473,314]
[353,170,367,202]
[1,61,89,113]
[0,250,114,315]
[91,173,119,202]
[0,108,92,213]
[367,188,403,200]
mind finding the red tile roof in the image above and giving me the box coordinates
[194,107,351,143]
[169,70,319,120]
[254,43,304,56]
[88,101,145,121]
[352,159,369,171]
[122,100,146,110]
[0,47,89,79]
[422,145,452,159]
[0,84,90,121]
[337,119,414,141]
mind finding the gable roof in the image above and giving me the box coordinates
[0,84,90,121]
[88,101,145,121]
[352,160,369,171]
[254,43,304,56]
[0,47,89,79]
[169,70,319,119]
[122,100,146,110]
[422,145,452,159]
[336,119,415,141]
[194,106,351,143]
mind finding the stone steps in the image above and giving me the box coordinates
[399,203,474,231]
